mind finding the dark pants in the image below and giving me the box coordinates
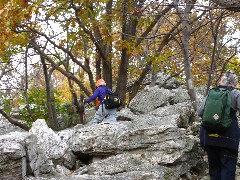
[205,145,238,180]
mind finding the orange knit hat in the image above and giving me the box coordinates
[96,79,106,87]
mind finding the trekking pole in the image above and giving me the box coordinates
[79,94,85,124]
[81,99,87,124]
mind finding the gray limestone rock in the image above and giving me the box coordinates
[29,119,77,169]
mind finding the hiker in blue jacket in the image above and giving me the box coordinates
[84,79,117,124]
[196,70,240,180]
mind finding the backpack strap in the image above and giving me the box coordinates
[218,85,236,115]
[101,87,112,112]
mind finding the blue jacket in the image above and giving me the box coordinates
[197,86,240,151]
[85,85,111,105]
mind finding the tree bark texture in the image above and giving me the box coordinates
[117,0,139,104]
[210,0,240,11]
[40,56,59,131]
[206,13,222,95]
[24,46,36,122]
[179,2,198,111]
[0,109,30,131]
[102,0,113,89]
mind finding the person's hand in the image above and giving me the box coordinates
[83,99,88,107]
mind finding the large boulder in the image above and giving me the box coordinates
[63,119,205,178]
[0,132,51,179]
[128,85,190,114]
[75,153,179,179]
[143,72,182,89]
[119,101,194,129]
[29,119,76,169]
[128,86,171,114]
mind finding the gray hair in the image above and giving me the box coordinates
[219,70,238,86]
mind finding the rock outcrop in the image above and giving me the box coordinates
[0,131,52,179]
[29,119,76,169]
[1,75,239,179]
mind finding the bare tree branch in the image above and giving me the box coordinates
[0,109,30,131]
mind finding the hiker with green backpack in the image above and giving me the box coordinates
[196,70,240,180]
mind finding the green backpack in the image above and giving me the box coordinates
[202,87,233,131]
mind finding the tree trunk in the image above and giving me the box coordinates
[24,46,36,122]
[117,0,138,105]
[95,50,101,81]
[87,1,113,90]
[40,56,59,131]
[102,0,113,89]
[65,28,82,124]
[179,1,198,111]
[206,13,223,95]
